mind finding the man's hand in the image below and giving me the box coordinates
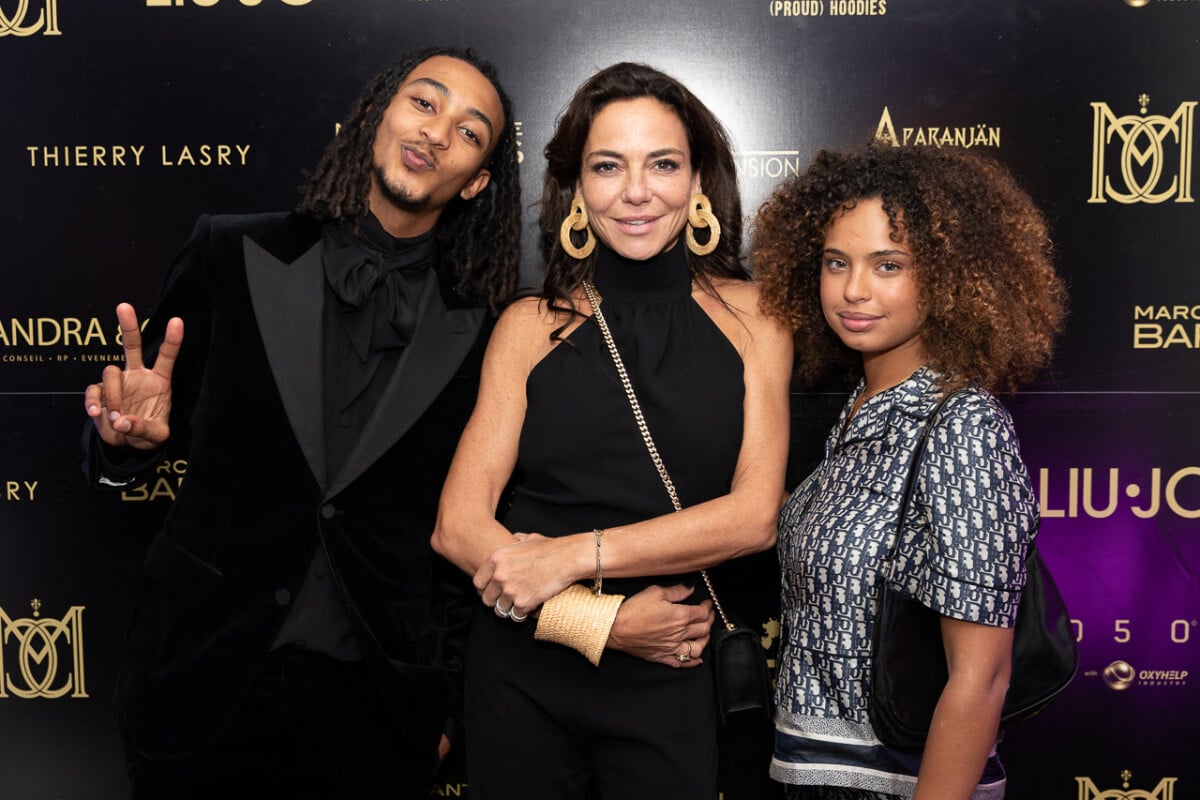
[84,303,183,450]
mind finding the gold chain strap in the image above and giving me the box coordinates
[581,280,736,632]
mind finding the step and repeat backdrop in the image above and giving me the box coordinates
[2,1,1197,798]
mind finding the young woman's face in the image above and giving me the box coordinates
[820,196,926,373]
[577,97,701,261]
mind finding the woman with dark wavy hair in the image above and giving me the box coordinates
[433,62,792,796]
[753,143,1067,800]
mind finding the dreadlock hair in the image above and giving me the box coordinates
[539,62,747,329]
[296,47,521,313]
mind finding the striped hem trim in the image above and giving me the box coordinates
[770,760,916,796]
[776,720,883,746]
[771,759,1007,800]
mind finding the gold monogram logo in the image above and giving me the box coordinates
[0,0,60,37]
[0,600,88,699]
[1077,772,1177,800]
[1090,95,1196,204]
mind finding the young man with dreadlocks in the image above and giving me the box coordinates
[81,48,522,798]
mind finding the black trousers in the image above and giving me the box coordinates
[126,646,441,800]
[465,608,719,799]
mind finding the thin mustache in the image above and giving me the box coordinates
[403,142,438,168]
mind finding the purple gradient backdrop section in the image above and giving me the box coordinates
[1000,392,1197,797]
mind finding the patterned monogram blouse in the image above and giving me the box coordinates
[771,367,1036,799]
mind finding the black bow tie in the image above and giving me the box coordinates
[322,225,437,360]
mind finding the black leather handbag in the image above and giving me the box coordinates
[869,392,1079,750]
[712,621,773,723]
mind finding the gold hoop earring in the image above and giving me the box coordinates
[559,196,596,260]
[685,193,721,257]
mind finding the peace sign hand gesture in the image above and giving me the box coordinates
[84,303,184,450]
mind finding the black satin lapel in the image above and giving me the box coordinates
[327,279,485,497]
[244,236,328,490]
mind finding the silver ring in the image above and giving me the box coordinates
[510,610,528,623]
[494,603,513,619]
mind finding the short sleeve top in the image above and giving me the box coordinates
[776,366,1036,722]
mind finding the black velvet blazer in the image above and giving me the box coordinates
[85,212,490,759]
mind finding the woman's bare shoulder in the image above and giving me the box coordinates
[697,278,790,357]
[493,294,587,372]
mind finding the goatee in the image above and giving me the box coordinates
[374,166,431,214]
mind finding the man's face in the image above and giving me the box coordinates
[369,55,504,228]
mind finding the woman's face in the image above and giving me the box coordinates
[577,97,701,261]
[819,196,926,375]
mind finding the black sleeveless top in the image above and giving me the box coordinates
[503,242,746,597]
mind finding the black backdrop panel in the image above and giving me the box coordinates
[2,1,1197,798]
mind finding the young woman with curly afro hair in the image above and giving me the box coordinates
[752,143,1067,800]
[755,143,1064,393]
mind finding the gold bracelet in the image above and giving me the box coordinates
[591,528,605,595]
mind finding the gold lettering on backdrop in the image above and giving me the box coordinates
[874,107,1000,149]
[26,145,146,167]
[3,481,38,501]
[1166,467,1200,518]
[1134,305,1200,320]
[770,1,825,16]
[876,106,898,144]
[0,601,87,699]
[114,316,150,347]
[1072,621,1199,650]
[120,477,184,502]
[121,459,187,502]
[25,145,251,168]
[827,0,886,15]
[1038,467,1200,519]
[735,151,803,180]
[1127,468,1159,518]
[768,0,886,17]
[0,317,107,347]
[1090,95,1196,204]
[1076,773,1177,800]
[160,144,251,167]
[1132,303,1200,348]
[0,0,61,37]
[146,0,312,7]
[1133,323,1200,348]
